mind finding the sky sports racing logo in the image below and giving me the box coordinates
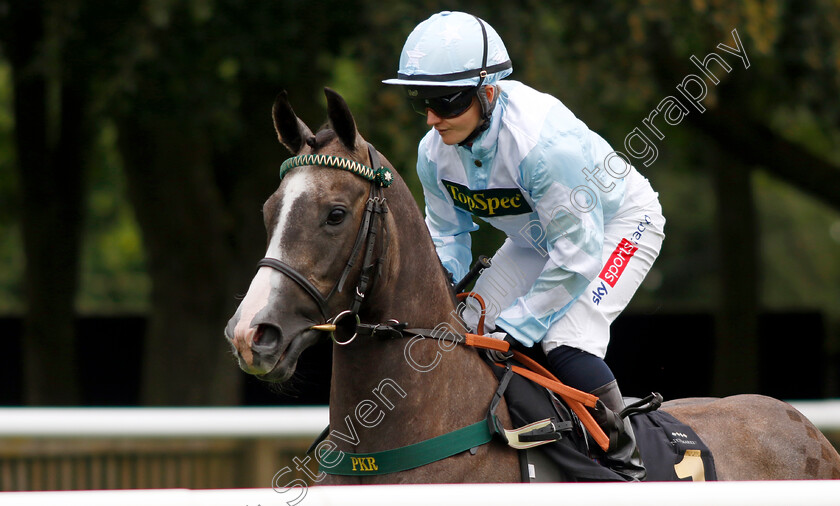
[599,238,639,288]
[591,216,651,305]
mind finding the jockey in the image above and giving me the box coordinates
[384,11,665,481]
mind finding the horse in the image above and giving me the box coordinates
[225,87,840,483]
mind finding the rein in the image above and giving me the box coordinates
[343,292,612,453]
[307,291,614,476]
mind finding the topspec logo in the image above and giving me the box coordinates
[599,238,639,288]
[441,179,533,217]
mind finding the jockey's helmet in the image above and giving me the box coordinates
[383,11,512,141]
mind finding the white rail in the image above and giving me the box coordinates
[1,402,839,504]
[3,481,840,506]
[786,400,840,431]
[0,400,837,437]
[0,406,328,438]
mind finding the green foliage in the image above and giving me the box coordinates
[0,60,23,313]
[756,171,840,311]
[0,0,838,327]
[323,53,371,127]
[76,121,149,314]
[0,58,149,314]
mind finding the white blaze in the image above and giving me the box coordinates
[234,171,311,343]
[265,171,310,262]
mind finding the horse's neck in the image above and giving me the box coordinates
[359,178,458,327]
[363,250,455,328]
[328,179,499,452]
[329,336,497,453]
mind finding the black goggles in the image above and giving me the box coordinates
[408,88,476,118]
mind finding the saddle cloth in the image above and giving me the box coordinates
[490,360,717,482]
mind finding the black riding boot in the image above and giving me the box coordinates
[589,380,646,481]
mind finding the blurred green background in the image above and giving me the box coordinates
[0,0,838,406]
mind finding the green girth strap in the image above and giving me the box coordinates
[319,419,495,476]
[316,366,514,476]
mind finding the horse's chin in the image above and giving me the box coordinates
[255,328,322,384]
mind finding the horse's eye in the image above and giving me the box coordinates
[326,208,346,226]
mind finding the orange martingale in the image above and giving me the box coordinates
[456,291,610,451]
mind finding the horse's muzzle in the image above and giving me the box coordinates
[225,311,322,383]
[225,312,283,374]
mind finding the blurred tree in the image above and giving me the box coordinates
[76,121,149,314]
[0,62,24,313]
[615,0,840,394]
[1,0,838,404]
[103,0,363,404]
[1,0,90,404]
[1,0,365,405]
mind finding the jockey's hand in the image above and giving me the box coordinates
[485,331,516,362]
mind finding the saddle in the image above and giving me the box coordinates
[308,340,717,481]
[489,350,717,482]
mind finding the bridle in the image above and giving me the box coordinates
[256,142,393,345]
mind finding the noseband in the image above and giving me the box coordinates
[256,143,392,344]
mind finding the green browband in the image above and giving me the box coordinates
[279,153,394,187]
[319,419,495,476]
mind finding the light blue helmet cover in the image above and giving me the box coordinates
[383,11,513,88]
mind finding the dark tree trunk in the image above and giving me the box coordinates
[218,82,289,295]
[711,155,760,395]
[6,0,85,405]
[117,118,241,405]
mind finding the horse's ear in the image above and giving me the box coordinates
[272,90,313,154]
[324,87,362,150]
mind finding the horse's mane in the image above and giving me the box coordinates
[304,128,337,150]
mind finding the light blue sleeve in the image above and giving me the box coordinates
[496,129,605,347]
[416,143,479,283]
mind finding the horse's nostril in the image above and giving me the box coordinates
[252,324,282,352]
